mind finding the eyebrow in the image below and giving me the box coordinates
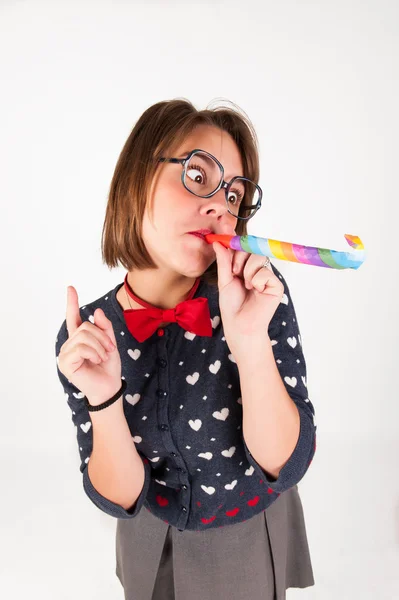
[178,149,243,180]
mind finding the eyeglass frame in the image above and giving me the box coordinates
[158,148,262,221]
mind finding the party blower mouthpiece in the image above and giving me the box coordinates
[204,233,365,270]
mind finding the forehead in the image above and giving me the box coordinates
[175,125,244,178]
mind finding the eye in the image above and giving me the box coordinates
[186,164,206,184]
[227,188,243,205]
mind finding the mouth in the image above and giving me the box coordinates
[188,229,214,241]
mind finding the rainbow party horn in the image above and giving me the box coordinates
[204,233,365,270]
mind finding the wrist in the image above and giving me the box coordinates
[88,395,124,417]
[86,380,125,407]
[87,393,124,407]
[231,336,273,365]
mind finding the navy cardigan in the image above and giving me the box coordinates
[55,263,316,531]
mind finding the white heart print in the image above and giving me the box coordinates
[212,408,229,421]
[284,376,297,388]
[201,485,216,495]
[198,452,213,460]
[221,446,236,458]
[189,419,202,431]
[209,360,221,374]
[186,372,199,385]
[211,316,220,329]
[80,422,91,434]
[184,331,196,341]
[128,348,141,361]
[125,393,141,406]
[225,480,237,490]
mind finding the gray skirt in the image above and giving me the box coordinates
[115,484,314,600]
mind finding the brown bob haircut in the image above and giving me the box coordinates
[101,98,260,287]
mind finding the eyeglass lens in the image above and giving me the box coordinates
[183,151,260,218]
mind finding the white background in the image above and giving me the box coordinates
[1,0,398,598]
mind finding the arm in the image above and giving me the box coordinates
[238,338,301,480]
[239,265,317,492]
[86,393,146,512]
[55,319,151,518]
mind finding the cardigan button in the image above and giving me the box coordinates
[170,452,177,457]
[156,389,168,398]
[182,485,188,490]
[157,358,167,368]
[159,424,169,432]
[181,506,187,513]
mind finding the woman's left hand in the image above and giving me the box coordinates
[213,241,285,355]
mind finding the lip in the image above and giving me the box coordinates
[188,228,213,238]
[188,232,208,243]
[189,228,213,235]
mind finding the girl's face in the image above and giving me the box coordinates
[142,125,244,277]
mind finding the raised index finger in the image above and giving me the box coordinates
[66,286,82,337]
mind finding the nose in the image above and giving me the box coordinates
[202,188,229,217]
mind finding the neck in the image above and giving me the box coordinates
[126,269,199,310]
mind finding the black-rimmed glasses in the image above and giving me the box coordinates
[158,148,262,221]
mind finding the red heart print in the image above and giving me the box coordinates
[247,496,260,507]
[201,515,216,525]
[267,487,274,494]
[226,507,240,517]
[156,495,169,507]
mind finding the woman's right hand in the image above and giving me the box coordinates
[57,286,122,406]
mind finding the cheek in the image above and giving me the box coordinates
[157,179,190,213]
[169,182,193,210]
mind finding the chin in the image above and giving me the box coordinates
[178,262,209,278]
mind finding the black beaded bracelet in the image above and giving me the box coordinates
[84,379,127,412]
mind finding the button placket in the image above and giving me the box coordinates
[156,331,190,530]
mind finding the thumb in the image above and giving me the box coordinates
[94,308,117,345]
[213,242,234,288]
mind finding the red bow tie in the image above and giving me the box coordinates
[122,275,213,342]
